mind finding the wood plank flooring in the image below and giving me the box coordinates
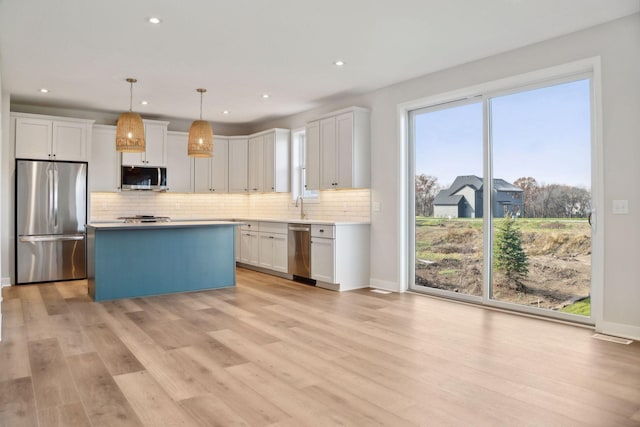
[1,267,639,426]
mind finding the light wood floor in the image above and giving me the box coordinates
[1,268,639,426]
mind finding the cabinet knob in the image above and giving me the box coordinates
[319,229,324,233]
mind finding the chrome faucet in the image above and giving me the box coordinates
[296,195,306,219]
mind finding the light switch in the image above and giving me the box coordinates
[612,199,629,214]
[372,201,381,212]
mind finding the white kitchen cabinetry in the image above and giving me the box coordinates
[239,221,259,265]
[311,223,370,291]
[237,221,288,274]
[121,120,168,166]
[248,129,290,193]
[194,138,228,193]
[13,113,93,161]
[228,138,249,193]
[257,222,288,273]
[166,131,193,192]
[90,125,119,191]
[306,107,370,190]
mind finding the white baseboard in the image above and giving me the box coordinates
[1,277,11,287]
[596,320,640,341]
[369,278,401,293]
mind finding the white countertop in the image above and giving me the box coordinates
[87,220,239,230]
[90,218,370,226]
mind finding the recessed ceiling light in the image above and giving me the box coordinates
[262,94,270,99]
[140,100,148,105]
[39,88,49,93]
[148,17,161,24]
[223,110,230,115]
[334,60,345,67]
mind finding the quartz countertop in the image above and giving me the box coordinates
[87,220,239,230]
[90,218,370,226]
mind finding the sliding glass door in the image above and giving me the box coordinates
[410,76,594,321]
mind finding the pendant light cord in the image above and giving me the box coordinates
[129,81,133,112]
[199,91,203,120]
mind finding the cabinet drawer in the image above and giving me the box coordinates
[259,221,287,234]
[240,221,259,231]
[311,224,335,238]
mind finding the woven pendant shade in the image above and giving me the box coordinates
[116,111,145,152]
[188,88,214,158]
[116,78,145,153]
[188,120,214,157]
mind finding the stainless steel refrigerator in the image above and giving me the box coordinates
[16,159,87,284]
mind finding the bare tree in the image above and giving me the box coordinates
[415,174,440,217]
[514,177,538,217]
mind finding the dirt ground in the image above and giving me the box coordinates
[415,218,591,311]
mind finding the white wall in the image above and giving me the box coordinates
[252,14,640,338]
[0,68,5,340]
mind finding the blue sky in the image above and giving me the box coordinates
[414,79,591,189]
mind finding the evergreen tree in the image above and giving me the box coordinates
[494,214,529,285]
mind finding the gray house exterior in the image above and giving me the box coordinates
[433,175,523,218]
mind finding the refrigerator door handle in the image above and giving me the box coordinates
[53,168,59,227]
[48,168,54,227]
[19,235,85,243]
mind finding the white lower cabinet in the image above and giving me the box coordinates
[310,236,335,283]
[237,221,288,274]
[311,224,370,291]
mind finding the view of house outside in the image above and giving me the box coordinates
[414,79,592,316]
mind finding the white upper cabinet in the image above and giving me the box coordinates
[121,120,168,166]
[248,135,264,193]
[90,125,119,192]
[306,107,370,190]
[166,131,193,192]
[13,113,93,161]
[193,137,229,193]
[228,138,249,193]
[248,129,290,193]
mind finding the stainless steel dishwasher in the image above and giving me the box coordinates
[288,224,314,283]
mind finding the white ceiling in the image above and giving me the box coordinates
[1,0,638,124]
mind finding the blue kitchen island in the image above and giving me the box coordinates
[86,221,238,301]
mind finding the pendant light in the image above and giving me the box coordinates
[116,78,145,153]
[188,88,214,158]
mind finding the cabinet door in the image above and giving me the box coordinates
[144,122,167,166]
[166,133,193,192]
[319,117,337,189]
[121,151,143,166]
[52,121,88,161]
[228,138,248,193]
[262,132,275,192]
[271,234,288,273]
[305,121,320,191]
[211,138,228,192]
[90,126,119,191]
[335,112,354,189]
[240,231,252,264]
[193,157,212,193]
[15,117,53,160]
[311,237,335,283]
[258,233,274,269]
[248,135,263,193]
[249,232,260,266]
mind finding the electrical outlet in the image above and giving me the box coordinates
[612,199,629,214]
[373,201,381,212]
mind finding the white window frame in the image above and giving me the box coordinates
[291,127,319,202]
[398,57,604,328]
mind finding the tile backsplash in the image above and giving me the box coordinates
[90,189,370,222]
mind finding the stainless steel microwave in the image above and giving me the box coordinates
[120,166,168,191]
